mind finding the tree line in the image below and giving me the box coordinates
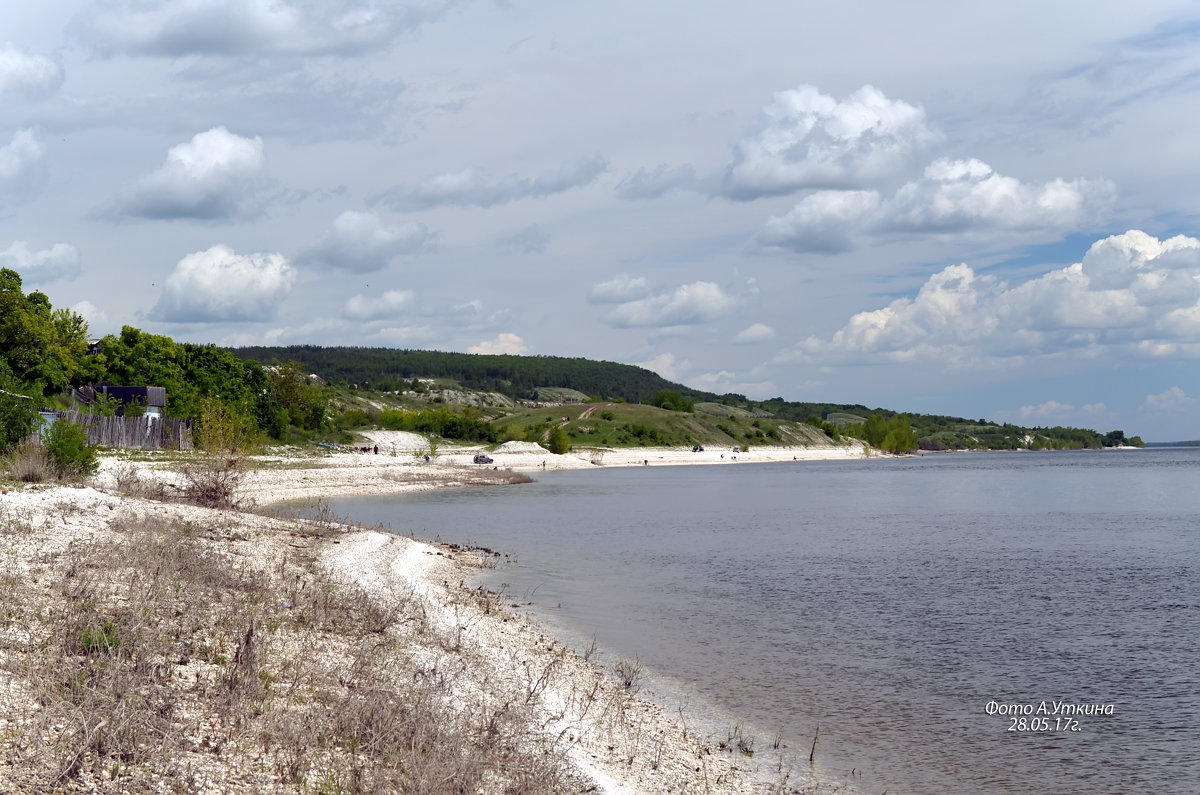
[0,269,328,453]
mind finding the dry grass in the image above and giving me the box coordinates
[0,508,586,793]
[108,460,167,500]
[173,454,254,510]
[4,439,51,484]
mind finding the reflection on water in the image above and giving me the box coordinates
[330,450,1200,794]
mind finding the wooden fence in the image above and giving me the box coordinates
[57,410,193,451]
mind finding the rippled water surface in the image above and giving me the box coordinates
[330,450,1200,794]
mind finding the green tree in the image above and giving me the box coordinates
[0,385,39,453]
[546,425,570,454]
[880,415,919,453]
[0,269,94,396]
[846,413,918,453]
[650,389,694,412]
[99,327,196,416]
[268,361,327,432]
[193,396,263,454]
[44,418,100,479]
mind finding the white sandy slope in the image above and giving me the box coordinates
[356,433,873,473]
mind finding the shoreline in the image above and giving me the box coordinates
[236,437,873,504]
[2,447,859,793]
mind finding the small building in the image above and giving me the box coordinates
[75,385,167,417]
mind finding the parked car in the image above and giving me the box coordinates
[692,444,704,452]
[473,454,494,464]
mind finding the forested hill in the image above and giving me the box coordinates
[227,345,882,420]
[228,345,1142,451]
[228,346,699,404]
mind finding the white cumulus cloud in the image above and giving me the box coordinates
[722,84,938,200]
[760,158,1115,253]
[0,46,63,97]
[468,333,529,355]
[342,289,416,321]
[302,211,431,273]
[759,190,882,253]
[72,300,109,332]
[115,126,266,220]
[150,244,295,322]
[607,281,738,328]
[636,352,690,382]
[733,323,776,344]
[0,241,82,283]
[1142,385,1194,413]
[787,230,1200,368]
[883,158,1115,234]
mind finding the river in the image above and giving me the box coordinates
[329,449,1200,794]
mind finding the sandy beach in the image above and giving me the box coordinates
[1,443,862,793]
[238,433,871,503]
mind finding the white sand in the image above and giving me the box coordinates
[358,433,873,474]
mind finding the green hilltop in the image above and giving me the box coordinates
[229,345,1144,452]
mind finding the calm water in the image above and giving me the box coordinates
[329,450,1200,794]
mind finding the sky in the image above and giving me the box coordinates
[3,1,1200,441]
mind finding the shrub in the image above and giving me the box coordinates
[179,398,260,508]
[546,425,570,454]
[177,455,250,510]
[649,390,694,413]
[378,407,497,442]
[194,396,263,454]
[335,408,370,430]
[45,419,99,479]
[5,438,50,482]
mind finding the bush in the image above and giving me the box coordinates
[335,408,370,430]
[176,455,250,510]
[45,419,99,479]
[194,396,263,454]
[546,425,570,454]
[377,407,497,442]
[5,438,50,482]
[649,390,694,413]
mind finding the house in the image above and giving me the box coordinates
[74,385,167,417]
